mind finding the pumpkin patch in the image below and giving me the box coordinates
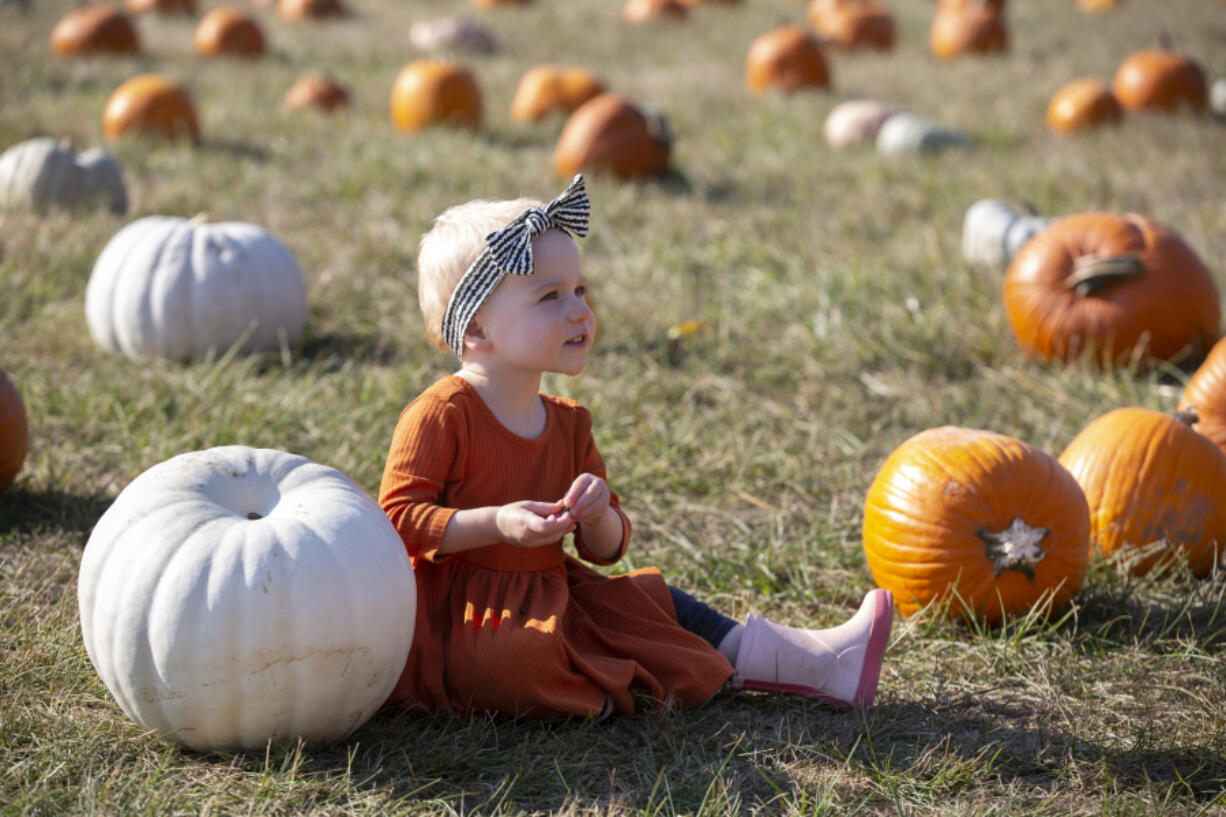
[863,426,1090,623]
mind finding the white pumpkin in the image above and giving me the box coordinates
[1211,78,1226,120]
[876,112,968,155]
[961,199,1051,267]
[85,216,308,362]
[409,15,497,55]
[78,446,416,752]
[0,137,128,214]
[823,100,902,149]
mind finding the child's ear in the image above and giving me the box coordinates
[463,320,490,352]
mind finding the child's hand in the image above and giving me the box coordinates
[495,500,575,547]
[561,473,611,527]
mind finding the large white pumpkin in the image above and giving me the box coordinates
[85,216,308,361]
[0,137,128,214]
[78,446,416,752]
[961,199,1051,268]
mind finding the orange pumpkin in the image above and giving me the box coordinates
[553,93,671,180]
[50,5,140,56]
[102,74,201,143]
[929,5,1007,60]
[510,66,604,122]
[1077,0,1118,10]
[194,6,266,57]
[1059,408,1226,577]
[863,426,1090,623]
[1179,338,1226,455]
[278,0,345,20]
[1003,212,1219,367]
[124,0,195,13]
[622,0,688,22]
[1112,50,1207,113]
[1046,78,1124,134]
[0,369,28,493]
[807,0,894,51]
[390,61,482,132]
[745,25,830,93]
[937,0,1005,9]
[284,75,350,112]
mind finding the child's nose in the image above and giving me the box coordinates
[569,297,593,322]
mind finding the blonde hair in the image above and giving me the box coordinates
[417,197,542,353]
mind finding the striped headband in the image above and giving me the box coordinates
[441,174,590,358]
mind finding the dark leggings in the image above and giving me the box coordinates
[668,585,738,649]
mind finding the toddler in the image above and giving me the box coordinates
[378,175,892,719]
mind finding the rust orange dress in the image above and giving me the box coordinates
[378,375,733,718]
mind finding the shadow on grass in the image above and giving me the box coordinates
[296,330,403,370]
[1070,577,1226,654]
[0,485,109,535]
[201,687,1225,813]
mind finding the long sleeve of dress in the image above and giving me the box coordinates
[571,408,631,566]
[379,394,460,563]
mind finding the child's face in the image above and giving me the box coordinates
[473,229,595,377]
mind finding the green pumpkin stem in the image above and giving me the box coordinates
[1067,254,1145,298]
[977,517,1049,579]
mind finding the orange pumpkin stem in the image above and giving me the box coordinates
[976,517,1049,578]
[1171,407,1199,426]
[1066,253,1145,297]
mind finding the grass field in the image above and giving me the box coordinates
[3,0,1226,814]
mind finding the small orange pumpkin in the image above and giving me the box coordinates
[1179,338,1226,455]
[807,0,894,51]
[0,369,28,493]
[284,75,350,112]
[50,5,141,56]
[863,426,1090,623]
[1003,212,1219,367]
[553,93,671,180]
[1077,0,1118,10]
[390,61,482,132]
[1059,408,1226,577]
[195,6,266,57]
[102,74,201,143]
[622,0,688,22]
[1112,50,1207,113]
[938,0,1005,9]
[124,0,195,13]
[278,0,345,20]
[745,25,830,93]
[510,66,604,122]
[1046,77,1124,134]
[929,5,1007,60]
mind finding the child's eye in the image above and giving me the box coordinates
[538,291,558,302]
[575,286,586,298]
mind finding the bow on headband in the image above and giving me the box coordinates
[440,175,591,358]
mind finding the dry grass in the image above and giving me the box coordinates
[2,0,1226,813]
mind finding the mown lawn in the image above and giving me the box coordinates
[2,0,1225,814]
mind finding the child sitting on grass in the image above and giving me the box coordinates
[378,175,893,719]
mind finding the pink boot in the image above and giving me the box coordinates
[732,589,893,709]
